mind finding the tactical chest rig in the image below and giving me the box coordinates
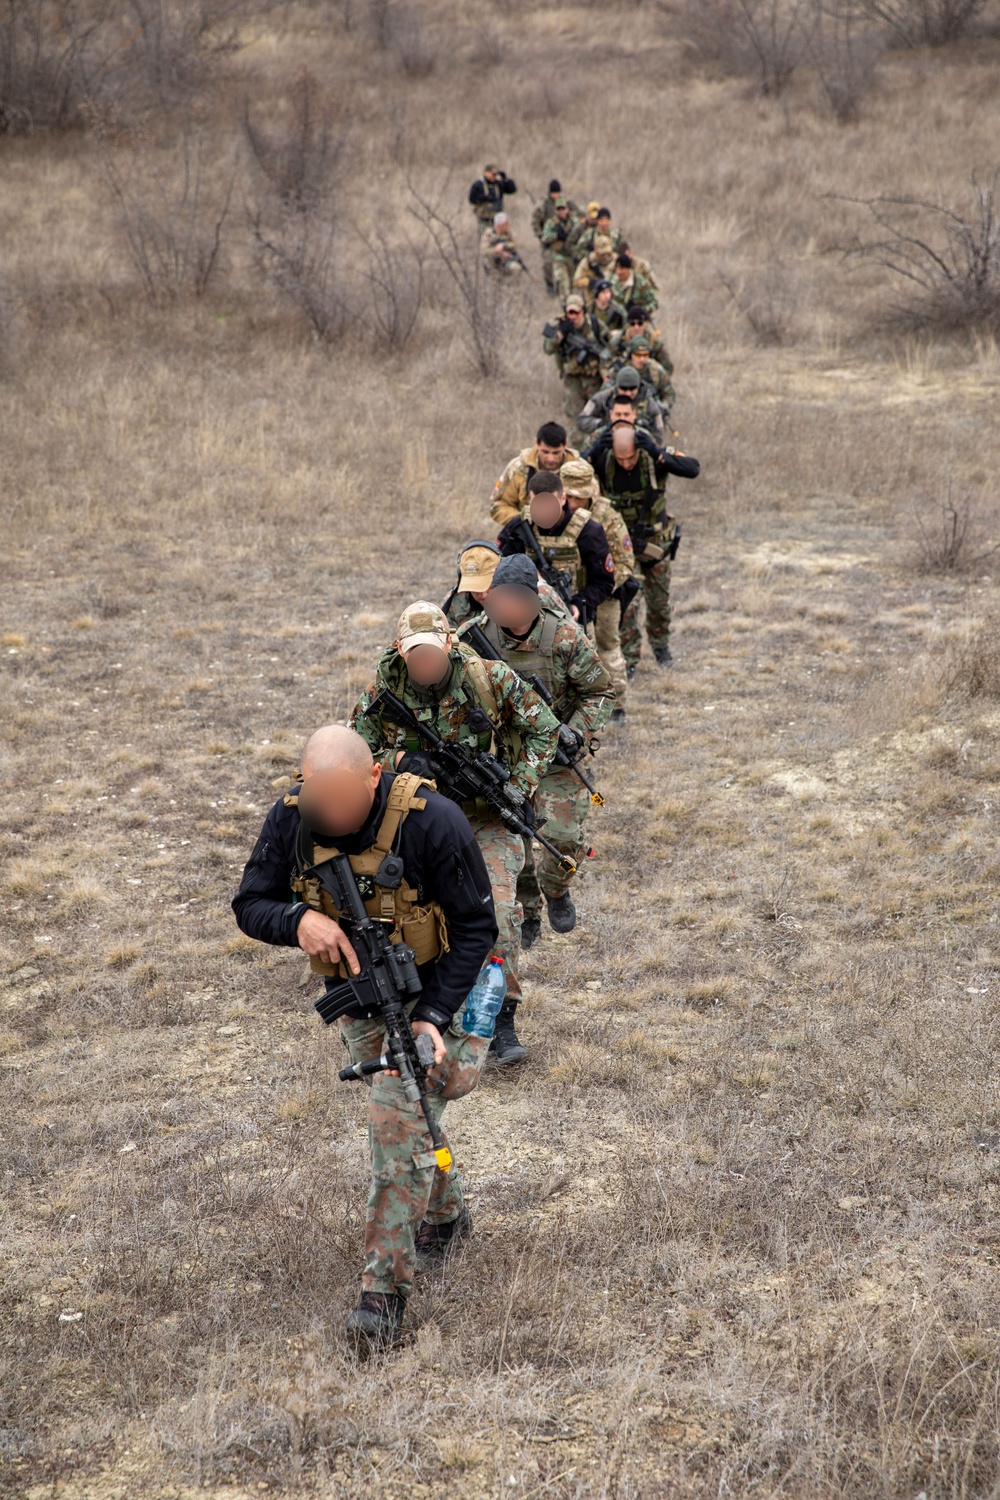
[288,773,449,979]
[530,509,591,594]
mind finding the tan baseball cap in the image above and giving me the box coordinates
[458,545,500,593]
[560,457,598,500]
[564,292,585,312]
[397,601,451,653]
[587,200,601,216]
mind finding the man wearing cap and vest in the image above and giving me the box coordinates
[570,205,624,263]
[577,364,667,444]
[232,724,498,1349]
[444,539,570,630]
[351,602,560,1066]
[572,235,617,306]
[532,180,577,293]
[469,555,614,948]
[566,199,601,260]
[541,197,581,302]
[592,279,627,339]
[497,470,615,627]
[609,304,673,378]
[543,297,608,430]
[584,423,700,671]
[560,457,633,723]
[468,163,516,228]
[489,421,580,528]
[623,335,675,414]
[481,212,525,275]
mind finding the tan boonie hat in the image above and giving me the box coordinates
[397,601,451,653]
[458,545,500,593]
[560,457,598,500]
[564,292,585,311]
[587,200,601,216]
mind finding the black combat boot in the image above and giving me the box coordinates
[610,706,626,726]
[490,1005,527,1065]
[654,645,674,667]
[520,916,542,951]
[545,891,577,933]
[414,1206,473,1272]
[345,1291,405,1348]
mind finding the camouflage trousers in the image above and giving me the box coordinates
[562,371,604,444]
[620,555,672,667]
[552,256,574,301]
[339,1008,489,1300]
[468,812,524,1002]
[594,596,628,708]
[540,245,556,294]
[518,764,593,920]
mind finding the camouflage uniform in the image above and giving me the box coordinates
[590,448,675,668]
[447,578,570,630]
[541,207,580,302]
[561,458,634,710]
[534,194,580,295]
[593,297,627,340]
[489,442,581,528]
[350,640,559,1006]
[609,324,673,375]
[480,223,525,275]
[472,603,614,920]
[611,265,659,316]
[576,379,668,443]
[340,1007,488,1300]
[572,237,616,306]
[572,222,624,261]
[542,307,607,432]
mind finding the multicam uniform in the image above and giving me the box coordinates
[541,209,581,302]
[480,224,524,275]
[470,603,614,921]
[350,643,559,1010]
[489,443,581,528]
[560,458,635,709]
[542,312,608,429]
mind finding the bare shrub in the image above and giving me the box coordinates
[246,70,352,342]
[946,616,1000,699]
[368,0,435,74]
[114,0,249,108]
[720,257,800,344]
[97,121,238,301]
[677,0,809,96]
[857,0,987,44]
[355,224,425,351]
[0,0,115,133]
[841,174,1000,334]
[908,490,1000,573]
[408,181,513,376]
[801,0,885,120]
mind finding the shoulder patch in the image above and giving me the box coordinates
[624,535,633,550]
[604,553,616,573]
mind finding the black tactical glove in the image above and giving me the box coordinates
[558,724,585,756]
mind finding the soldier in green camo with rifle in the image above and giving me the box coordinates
[543,293,609,435]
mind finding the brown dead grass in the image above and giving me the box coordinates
[4,3,1000,1498]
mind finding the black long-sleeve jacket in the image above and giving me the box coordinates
[469,173,516,213]
[231,773,498,1029]
[497,505,615,620]
[583,427,701,486]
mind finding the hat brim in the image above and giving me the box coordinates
[399,632,450,654]
[458,571,496,592]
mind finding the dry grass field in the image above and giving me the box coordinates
[5,1,1000,1495]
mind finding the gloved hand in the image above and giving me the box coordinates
[558,724,585,756]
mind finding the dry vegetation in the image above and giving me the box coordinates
[5,1,1000,1496]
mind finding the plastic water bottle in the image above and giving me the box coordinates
[462,956,507,1039]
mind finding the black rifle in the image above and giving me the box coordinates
[543,318,606,369]
[629,485,682,565]
[509,515,587,629]
[460,621,604,808]
[304,850,453,1173]
[363,689,576,874]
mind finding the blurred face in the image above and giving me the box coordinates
[628,317,646,337]
[598,214,611,231]
[556,205,569,220]
[615,263,631,283]
[566,306,584,327]
[595,288,611,310]
[631,352,649,372]
[402,642,451,688]
[536,441,566,470]
[529,491,564,529]
[484,169,497,182]
[486,585,540,634]
[298,764,381,837]
[595,251,612,267]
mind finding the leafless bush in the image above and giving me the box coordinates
[114,0,249,108]
[720,258,800,344]
[0,0,115,133]
[246,71,353,342]
[908,490,1000,573]
[97,122,238,301]
[857,0,987,44]
[677,0,809,96]
[355,224,425,350]
[841,174,1000,334]
[367,0,435,74]
[801,0,884,120]
[408,181,510,376]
